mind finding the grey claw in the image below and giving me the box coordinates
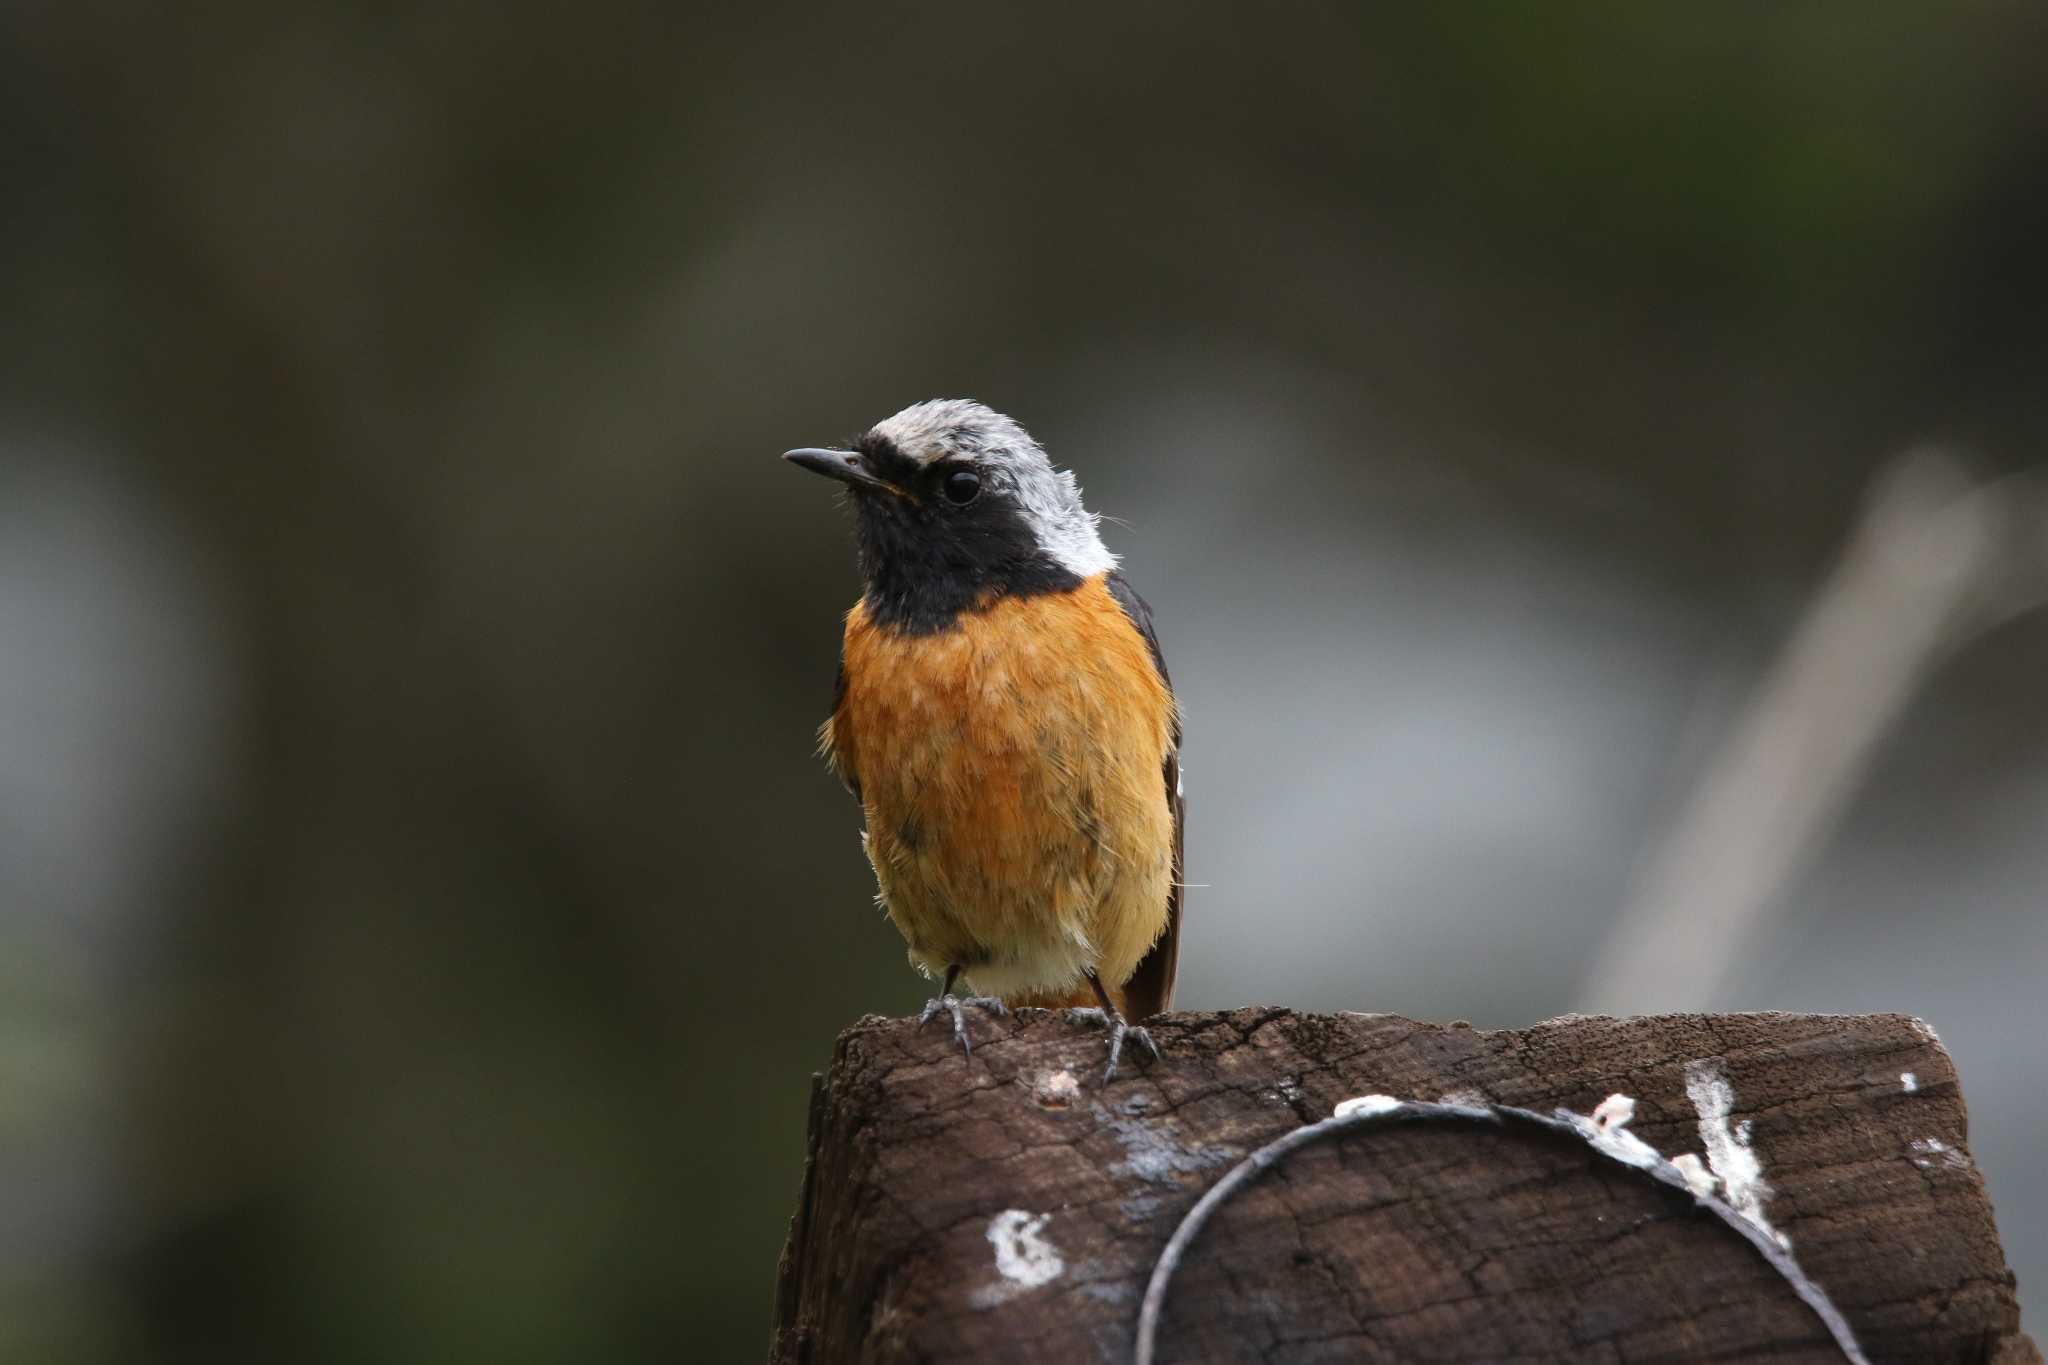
[1063,1008,1158,1083]
[919,994,1006,1059]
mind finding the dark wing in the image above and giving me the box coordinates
[823,660,861,801]
[1106,571,1182,1019]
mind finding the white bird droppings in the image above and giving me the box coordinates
[1909,1137,1971,1171]
[1591,1093,1636,1131]
[1333,1094,1404,1120]
[1671,1153,1720,1199]
[1033,1069,1082,1108]
[1577,1092,1662,1170]
[1900,1072,1918,1093]
[981,1210,1063,1298]
[1685,1059,1788,1249]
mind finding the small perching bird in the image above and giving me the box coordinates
[786,399,1183,1080]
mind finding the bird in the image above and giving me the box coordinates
[785,399,1183,1081]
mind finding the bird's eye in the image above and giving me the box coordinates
[941,468,982,505]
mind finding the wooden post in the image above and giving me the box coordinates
[771,1009,2037,1364]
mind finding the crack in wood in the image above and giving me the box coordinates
[771,1009,2037,1365]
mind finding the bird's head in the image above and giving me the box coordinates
[784,399,1115,631]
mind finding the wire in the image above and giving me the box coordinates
[1133,1096,1868,1365]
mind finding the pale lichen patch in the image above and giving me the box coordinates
[1102,1113,1236,1184]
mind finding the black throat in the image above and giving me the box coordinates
[851,435,1085,634]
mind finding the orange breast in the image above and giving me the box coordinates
[825,573,1175,1003]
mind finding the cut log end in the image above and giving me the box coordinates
[772,1008,2037,1364]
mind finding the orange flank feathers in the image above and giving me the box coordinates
[822,574,1177,1010]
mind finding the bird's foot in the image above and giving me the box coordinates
[919,993,1007,1059]
[1065,1006,1160,1083]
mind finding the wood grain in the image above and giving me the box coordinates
[771,1009,2037,1364]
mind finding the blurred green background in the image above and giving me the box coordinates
[3,5,2044,1360]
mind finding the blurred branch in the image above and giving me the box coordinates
[1578,452,2048,1013]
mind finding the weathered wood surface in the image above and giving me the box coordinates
[771,1009,2036,1364]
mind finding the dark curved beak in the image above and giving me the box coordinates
[782,447,907,497]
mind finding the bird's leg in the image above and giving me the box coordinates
[1066,970,1161,1083]
[918,964,1007,1059]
